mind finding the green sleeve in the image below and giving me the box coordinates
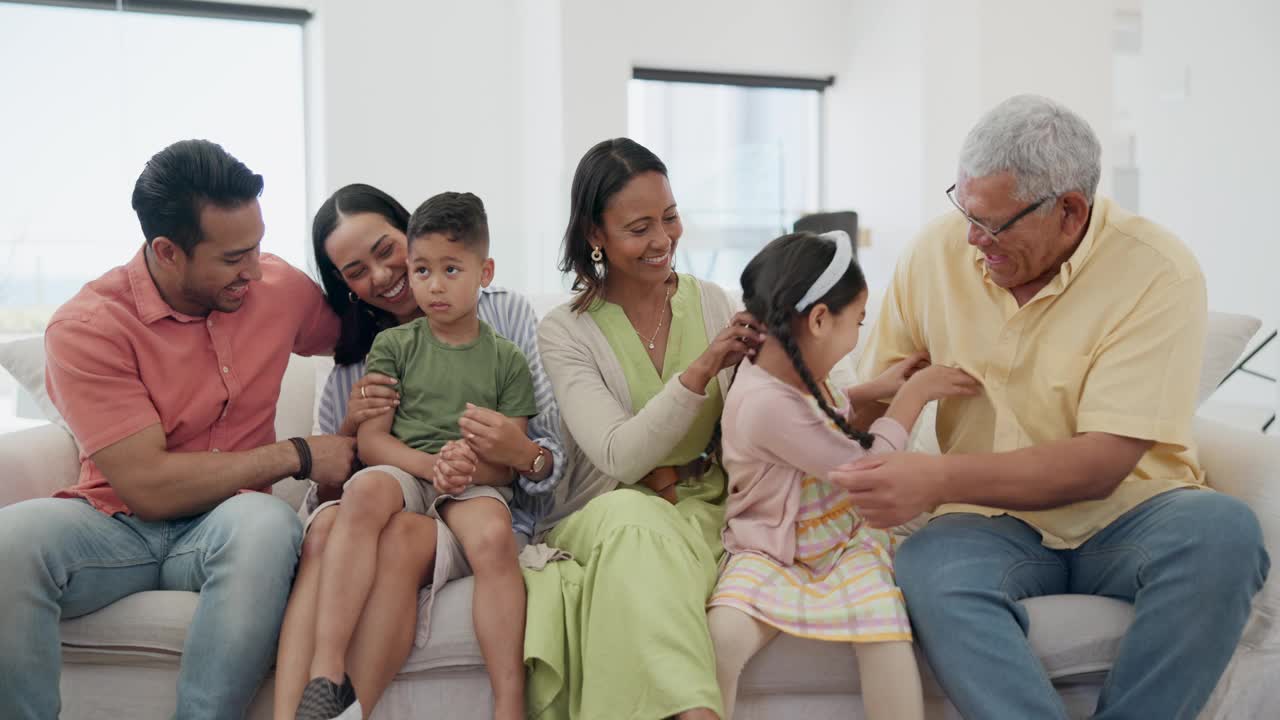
[498,345,538,418]
[364,331,403,380]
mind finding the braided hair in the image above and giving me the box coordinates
[741,232,876,449]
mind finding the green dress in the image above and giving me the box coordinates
[524,275,728,720]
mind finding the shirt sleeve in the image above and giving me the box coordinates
[735,384,909,480]
[856,241,927,383]
[539,309,709,485]
[1076,275,1207,448]
[498,345,539,419]
[318,362,362,436]
[480,290,568,501]
[364,332,402,381]
[282,261,340,357]
[44,319,162,456]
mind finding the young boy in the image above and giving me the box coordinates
[354,192,535,720]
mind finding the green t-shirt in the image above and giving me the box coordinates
[365,318,538,454]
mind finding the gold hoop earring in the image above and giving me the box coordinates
[590,246,603,263]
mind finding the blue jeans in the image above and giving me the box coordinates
[0,493,303,720]
[896,489,1269,720]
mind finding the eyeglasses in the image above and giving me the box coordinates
[946,184,1056,239]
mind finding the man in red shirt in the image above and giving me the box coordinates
[0,140,354,719]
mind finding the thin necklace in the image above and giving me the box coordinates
[634,282,672,350]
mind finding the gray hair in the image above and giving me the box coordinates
[958,94,1102,207]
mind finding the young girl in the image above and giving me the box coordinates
[707,230,980,720]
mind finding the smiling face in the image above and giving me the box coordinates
[797,289,868,380]
[160,199,265,315]
[324,211,418,323]
[954,172,1089,295]
[594,171,682,288]
[407,232,493,327]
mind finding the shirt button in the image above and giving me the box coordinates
[222,366,230,374]
[207,317,215,327]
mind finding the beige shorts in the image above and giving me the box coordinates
[302,464,511,535]
[300,464,513,649]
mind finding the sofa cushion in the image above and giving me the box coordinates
[0,335,72,435]
[61,591,194,664]
[738,594,1132,697]
[60,580,488,674]
[61,580,1130,698]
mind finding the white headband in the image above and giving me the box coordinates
[794,230,853,312]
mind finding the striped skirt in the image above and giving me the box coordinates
[708,476,912,643]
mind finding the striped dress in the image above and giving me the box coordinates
[310,285,565,539]
[709,359,912,642]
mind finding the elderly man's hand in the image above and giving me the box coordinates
[830,452,947,529]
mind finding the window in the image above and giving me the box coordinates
[628,68,831,289]
[0,1,308,432]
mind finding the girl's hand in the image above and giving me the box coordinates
[341,373,400,436]
[865,351,931,400]
[901,365,982,403]
[681,311,767,393]
[459,404,534,469]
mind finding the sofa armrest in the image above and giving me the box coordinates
[0,423,81,509]
[1195,417,1280,552]
[1194,416,1280,648]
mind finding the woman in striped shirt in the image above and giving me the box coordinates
[274,183,565,719]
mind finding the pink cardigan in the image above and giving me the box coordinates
[720,360,910,564]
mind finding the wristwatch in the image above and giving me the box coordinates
[525,446,549,477]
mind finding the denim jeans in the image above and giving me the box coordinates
[896,488,1269,720]
[0,492,303,720]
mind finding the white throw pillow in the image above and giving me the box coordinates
[0,336,70,434]
[1199,312,1264,406]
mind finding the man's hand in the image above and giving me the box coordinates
[830,452,947,528]
[305,435,357,488]
[433,439,476,496]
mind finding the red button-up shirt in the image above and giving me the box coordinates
[45,249,340,516]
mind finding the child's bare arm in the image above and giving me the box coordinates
[357,411,435,480]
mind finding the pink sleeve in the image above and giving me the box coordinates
[737,386,909,481]
[45,320,162,456]
[284,264,340,357]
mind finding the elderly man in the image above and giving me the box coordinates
[837,95,1269,719]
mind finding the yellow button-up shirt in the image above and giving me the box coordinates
[859,197,1208,549]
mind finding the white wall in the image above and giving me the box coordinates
[550,0,856,292]
[827,0,1114,288]
[1138,0,1280,414]
[308,0,526,279]
[306,0,858,294]
[306,0,1118,298]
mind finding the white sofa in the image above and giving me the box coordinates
[1,297,1278,720]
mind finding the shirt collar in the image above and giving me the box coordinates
[126,247,207,325]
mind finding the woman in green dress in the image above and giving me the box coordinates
[523,138,766,720]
